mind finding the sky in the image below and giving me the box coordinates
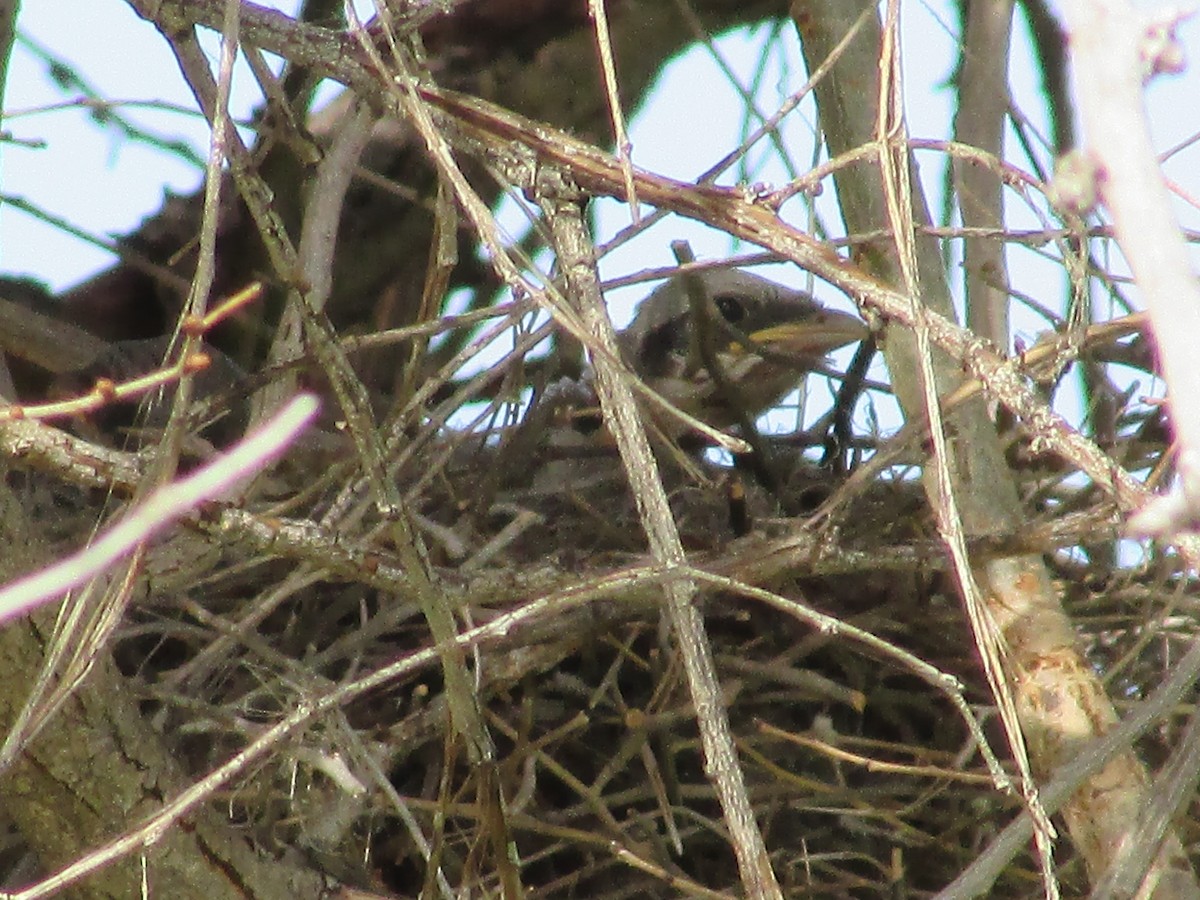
[2,1,1199,438]
[4,3,1198,296]
[0,5,1012,286]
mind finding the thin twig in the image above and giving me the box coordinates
[0,394,318,624]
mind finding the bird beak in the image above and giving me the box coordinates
[735,308,869,356]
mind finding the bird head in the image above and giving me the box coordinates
[619,268,868,433]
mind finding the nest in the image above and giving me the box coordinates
[11,330,1190,899]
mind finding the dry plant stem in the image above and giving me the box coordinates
[954,0,1014,346]
[806,312,1146,523]
[874,14,1050,882]
[141,0,236,491]
[757,721,995,784]
[670,0,796,185]
[0,399,957,595]
[254,98,376,421]
[0,417,144,492]
[36,4,1198,891]
[938,631,1200,899]
[402,78,1200,552]
[884,5,1053,891]
[0,0,15,393]
[795,1,1196,892]
[1056,1,1200,539]
[166,16,504,849]
[950,8,1065,881]
[396,183,455,410]
[0,395,318,624]
[110,3,1181,560]
[0,432,323,900]
[597,6,869,261]
[0,410,1032,895]
[533,169,782,900]
[341,722,456,900]
[2,562,671,899]
[1091,705,1200,900]
[4,46,1174,565]
[292,84,503,785]
[686,566,1006,781]
[0,551,145,775]
[0,0,241,822]
[609,844,734,899]
[323,307,542,528]
[160,566,325,691]
[588,0,638,224]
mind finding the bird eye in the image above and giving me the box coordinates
[713,294,745,323]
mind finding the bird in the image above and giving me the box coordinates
[491,267,868,499]
[617,267,868,436]
[490,268,867,545]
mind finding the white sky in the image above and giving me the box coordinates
[2,1,1198,393]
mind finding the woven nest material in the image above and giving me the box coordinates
[1,295,1189,897]
[9,364,1169,899]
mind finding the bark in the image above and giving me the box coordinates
[793,1,1197,895]
[0,481,323,900]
